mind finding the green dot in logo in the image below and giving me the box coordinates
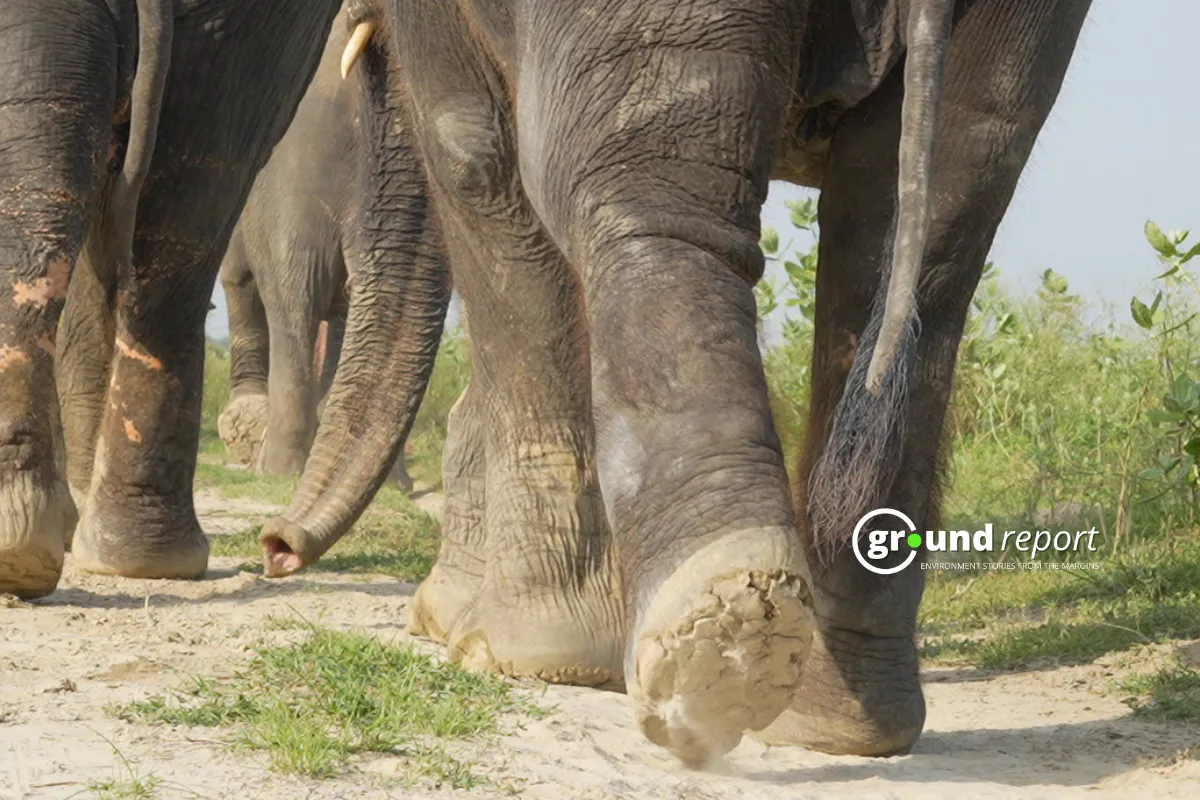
[907,533,922,549]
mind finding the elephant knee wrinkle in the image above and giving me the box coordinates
[428,104,512,204]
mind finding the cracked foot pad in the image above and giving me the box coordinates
[630,531,813,767]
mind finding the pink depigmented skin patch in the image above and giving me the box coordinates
[12,257,70,308]
[123,418,142,443]
[36,336,55,357]
[0,346,29,370]
[116,338,163,371]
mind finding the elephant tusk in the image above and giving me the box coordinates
[340,21,376,79]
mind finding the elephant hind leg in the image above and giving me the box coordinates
[254,247,329,477]
[761,0,1092,757]
[0,2,119,598]
[218,231,270,466]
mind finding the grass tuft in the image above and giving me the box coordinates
[1118,660,1200,721]
[918,536,1200,670]
[76,737,169,800]
[115,624,545,787]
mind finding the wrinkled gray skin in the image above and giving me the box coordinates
[0,1,372,599]
[262,0,1092,767]
[217,11,412,490]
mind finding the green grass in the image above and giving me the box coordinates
[84,773,161,800]
[917,536,1200,670]
[1118,660,1200,722]
[77,738,169,800]
[115,625,546,787]
[193,461,298,506]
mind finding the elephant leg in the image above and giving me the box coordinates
[70,0,341,578]
[0,2,116,598]
[397,3,623,686]
[510,3,814,763]
[57,223,119,514]
[756,0,1092,757]
[217,231,269,466]
[409,383,485,640]
[255,276,322,477]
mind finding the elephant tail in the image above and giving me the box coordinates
[111,0,173,244]
[806,0,956,565]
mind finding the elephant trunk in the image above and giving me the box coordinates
[259,22,450,576]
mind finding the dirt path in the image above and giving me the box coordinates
[2,492,1198,799]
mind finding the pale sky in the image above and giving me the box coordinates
[207,0,1200,342]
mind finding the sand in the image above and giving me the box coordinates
[2,490,1197,799]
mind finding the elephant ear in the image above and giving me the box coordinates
[865,0,957,394]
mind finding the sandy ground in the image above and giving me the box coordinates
[2,489,1198,799]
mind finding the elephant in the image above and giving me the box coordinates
[0,1,448,600]
[215,10,414,490]
[258,0,1093,767]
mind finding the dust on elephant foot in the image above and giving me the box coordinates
[445,561,625,689]
[71,496,208,580]
[217,393,268,466]
[628,528,814,768]
[0,473,77,599]
[750,621,925,756]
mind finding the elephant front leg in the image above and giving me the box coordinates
[425,179,624,687]
[398,5,624,685]
[757,0,1092,757]
[0,2,118,598]
[512,2,814,765]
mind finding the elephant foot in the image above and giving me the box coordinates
[629,528,813,768]
[254,438,308,477]
[409,560,480,643]
[445,554,624,689]
[217,392,268,466]
[751,622,925,756]
[0,473,77,599]
[72,492,208,579]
